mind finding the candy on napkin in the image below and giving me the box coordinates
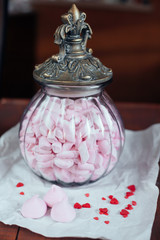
[51,200,76,223]
[21,195,47,219]
[43,185,67,207]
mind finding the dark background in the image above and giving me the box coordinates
[1,0,160,102]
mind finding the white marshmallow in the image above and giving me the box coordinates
[39,136,52,151]
[63,118,75,143]
[52,141,62,153]
[78,141,89,163]
[54,158,74,169]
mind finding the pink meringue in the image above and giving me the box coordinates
[51,200,76,223]
[21,195,47,219]
[43,185,67,207]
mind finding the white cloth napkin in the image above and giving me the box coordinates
[0,124,160,240]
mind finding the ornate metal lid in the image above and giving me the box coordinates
[33,4,113,86]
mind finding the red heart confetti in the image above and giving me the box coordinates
[108,195,113,199]
[110,197,119,205]
[19,192,24,195]
[125,204,133,210]
[104,220,110,224]
[16,182,24,188]
[93,217,99,220]
[82,203,91,208]
[99,208,108,215]
[74,202,82,209]
[102,197,106,200]
[85,193,90,197]
[120,209,130,218]
[127,185,136,192]
[124,192,134,199]
[132,201,137,206]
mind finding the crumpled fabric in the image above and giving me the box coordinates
[0,124,160,240]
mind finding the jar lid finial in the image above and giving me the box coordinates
[33,4,112,86]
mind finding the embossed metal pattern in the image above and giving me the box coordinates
[33,4,113,86]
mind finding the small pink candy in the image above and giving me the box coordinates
[54,158,74,169]
[34,152,54,162]
[37,160,53,168]
[26,143,35,152]
[95,153,104,168]
[88,149,97,164]
[32,123,41,138]
[43,110,55,130]
[43,185,67,207]
[51,200,76,223]
[52,141,62,153]
[39,167,56,181]
[69,165,91,176]
[25,136,37,144]
[98,139,110,155]
[54,127,64,141]
[78,162,95,171]
[78,141,89,163]
[26,125,34,137]
[54,167,74,183]
[62,142,74,151]
[47,130,57,143]
[77,119,89,139]
[21,195,47,219]
[63,119,75,143]
[74,174,90,183]
[39,124,48,137]
[56,150,79,159]
[39,136,52,151]
[92,112,104,130]
[34,146,51,155]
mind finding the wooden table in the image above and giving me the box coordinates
[0,98,160,240]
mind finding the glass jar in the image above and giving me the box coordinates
[19,4,125,186]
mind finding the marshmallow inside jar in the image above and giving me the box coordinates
[19,4,125,187]
[19,86,124,186]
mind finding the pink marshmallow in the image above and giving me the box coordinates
[39,167,56,181]
[34,152,54,162]
[78,141,89,163]
[98,139,111,155]
[47,130,57,143]
[32,123,41,138]
[62,142,74,151]
[39,136,52,151]
[39,124,48,137]
[43,110,55,130]
[43,185,67,207]
[25,136,37,144]
[54,157,74,169]
[37,159,53,168]
[21,195,47,219]
[63,119,75,143]
[54,127,64,141]
[54,167,74,183]
[56,151,79,159]
[26,125,34,137]
[52,141,62,153]
[51,200,76,223]
[78,162,95,171]
[34,146,52,155]
[20,95,123,184]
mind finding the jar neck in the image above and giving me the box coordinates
[42,84,104,98]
